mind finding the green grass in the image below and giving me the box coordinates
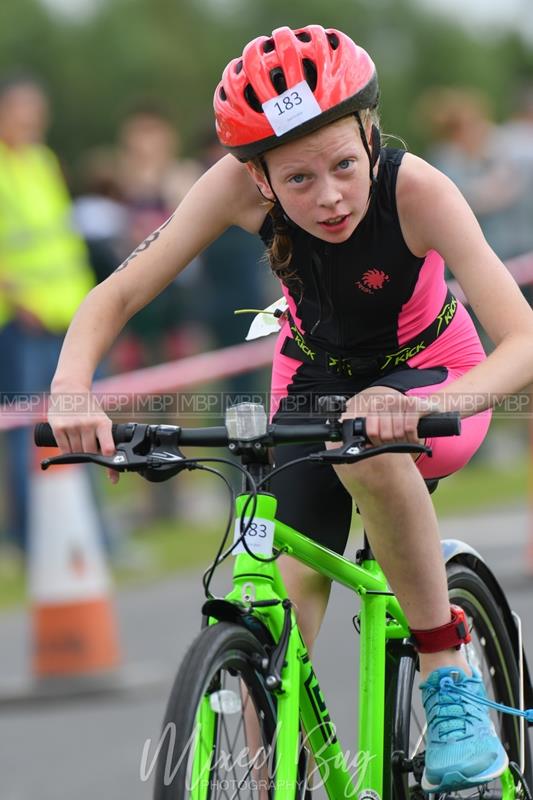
[1,454,530,612]
[112,520,226,585]
[0,558,28,611]
[432,456,529,517]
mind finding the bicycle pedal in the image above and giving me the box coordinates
[392,750,423,777]
[411,753,425,784]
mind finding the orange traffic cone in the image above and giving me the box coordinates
[28,445,121,681]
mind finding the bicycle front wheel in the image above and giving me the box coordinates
[153,622,278,800]
[392,561,532,800]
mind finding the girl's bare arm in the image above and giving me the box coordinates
[398,153,533,413]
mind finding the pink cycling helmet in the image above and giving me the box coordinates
[214,25,378,161]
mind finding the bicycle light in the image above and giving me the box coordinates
[225,403,268,440]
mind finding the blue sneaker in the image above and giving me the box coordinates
[420,666,508,794]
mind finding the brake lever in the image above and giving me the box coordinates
[41,450,151,471]
[40,423,194,482]
[41,423,153,472]
[309,439,431,465]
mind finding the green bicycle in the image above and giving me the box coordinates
[35,400,533,800]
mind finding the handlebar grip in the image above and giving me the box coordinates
[417,413,461,438]
[34,422,135,447]
[353,412,461,440]
[34,423,60,447]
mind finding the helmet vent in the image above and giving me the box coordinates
[244,83,263,113]
[235,60,243,74]
[262,38,275,53]
[295,31,312,42]
[326,32,340,50]
[219,86,227,101]
[270,67,287,95]
[303,59,317,91]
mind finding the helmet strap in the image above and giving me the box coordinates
[355,113,380,197]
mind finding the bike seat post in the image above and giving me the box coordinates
[356,530,375,564]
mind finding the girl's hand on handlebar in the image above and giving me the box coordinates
[47,391,119,484]
[342,389,441,446]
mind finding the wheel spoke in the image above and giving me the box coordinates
[409,707,427,758]
[411,726,427,759]
[227,678,250,755]
[228,758,259,800]
[218,699,242,794]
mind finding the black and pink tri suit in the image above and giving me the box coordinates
[259,147,490,554]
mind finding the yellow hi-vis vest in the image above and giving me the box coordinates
[0,142,94,332]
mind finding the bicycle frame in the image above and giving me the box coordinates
[193,490,522,800]
[34,415,530,799]
[204,491,411,800]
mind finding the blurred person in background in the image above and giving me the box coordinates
[113,104,206,373]
[112,105,207,523]
[418,87,533,263]
[497,85,533,263]
[72,146,129,286]
[117,104,200,231]
[498,85,533,165]
[0,74,95,557]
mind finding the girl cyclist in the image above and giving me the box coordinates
[49,26,533,794]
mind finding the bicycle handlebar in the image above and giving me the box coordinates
[34,413,460,449]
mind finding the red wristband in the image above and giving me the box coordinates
[410,605,472,653]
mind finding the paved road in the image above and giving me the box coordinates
[1,507,532,800]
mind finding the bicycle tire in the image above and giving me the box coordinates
[390,561,532,800]
[153,622,279,800]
